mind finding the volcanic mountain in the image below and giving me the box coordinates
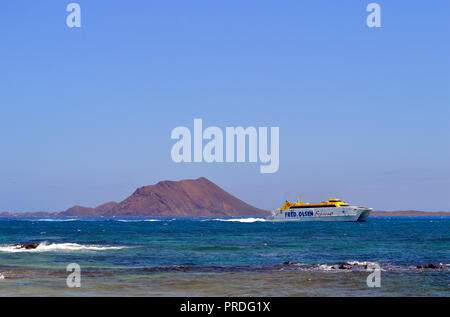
[107,177,269,217]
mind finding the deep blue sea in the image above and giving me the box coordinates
[0,217,448,296]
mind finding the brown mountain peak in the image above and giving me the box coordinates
[110,177,269,217]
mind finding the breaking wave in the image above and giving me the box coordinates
[206,218,267,223]
[35,219,79,222]
[280,261,449,272]
[134,261,450,273]
[116,219,162,222]
[0,242,126,253]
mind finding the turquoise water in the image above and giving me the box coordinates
[0,217,448,296]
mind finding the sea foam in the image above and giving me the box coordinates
[0,242,125,253]
[35,219,79,222]
[207,218,267,223]
[116,219,162,222]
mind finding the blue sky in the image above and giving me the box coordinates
[0,1,449,212]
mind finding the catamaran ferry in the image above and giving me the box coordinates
[268,198,372,222]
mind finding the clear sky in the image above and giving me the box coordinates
[0,1,449,212]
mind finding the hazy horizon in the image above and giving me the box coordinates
[5,176,450,214]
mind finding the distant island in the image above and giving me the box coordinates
[0,177,269,217]
[0,177,448,218]
[371,210,449,217]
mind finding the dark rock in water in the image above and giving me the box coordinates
[17,243,40,249]
[416,264,443,269]
[283,261,303,266]
[338,264,353,270]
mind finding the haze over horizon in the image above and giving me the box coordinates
[1,1,449,212]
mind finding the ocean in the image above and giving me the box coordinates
[0,217,448,296]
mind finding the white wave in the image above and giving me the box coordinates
[340,261,385,271]
[346,261,379,267]
[0,242,125,253]
[298,261,385,272]
[316,264,335,271]
[116,219,161,222]
[0,273,5,280]
[35,219,78,222]
[208,218,267,223]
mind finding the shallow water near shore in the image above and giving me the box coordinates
[0,217,448,296]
